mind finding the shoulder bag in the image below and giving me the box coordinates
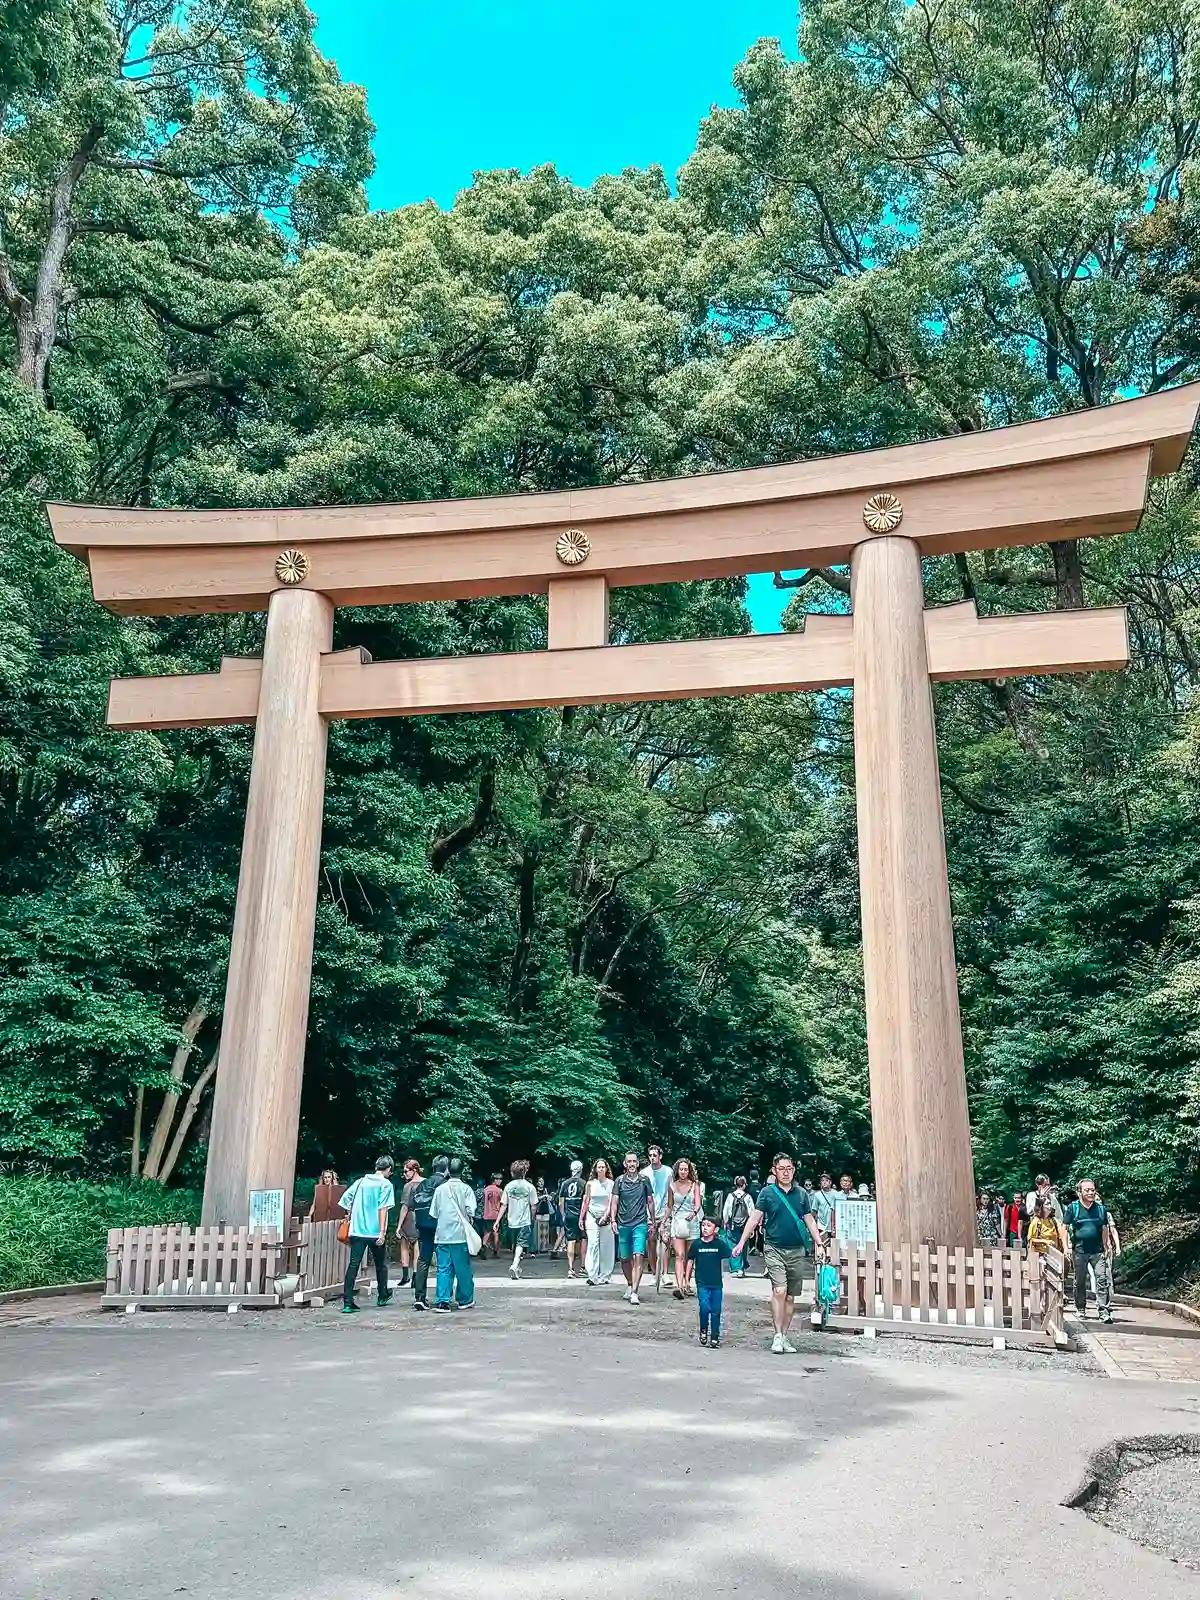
[448,1184,482,1256]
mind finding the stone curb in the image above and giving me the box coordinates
[0,1281,103,1307]
[1112,1292,1200,1329]
[1062,1431,1200,1510]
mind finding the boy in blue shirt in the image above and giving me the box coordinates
[689,1215,733,1347]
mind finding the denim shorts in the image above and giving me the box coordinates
[617,1222,648,1260]
[511,1224,532,1249]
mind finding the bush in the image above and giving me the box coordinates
[0,1177,202,1292]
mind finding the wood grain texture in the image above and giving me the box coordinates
[852,536,979,1249]
[105,604,1128,729]
[49,382,1196,553]
[200,589,332,1226]
[68,447,1153,615]
[547,576,609,649]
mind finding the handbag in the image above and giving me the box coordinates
[337,1218,350,1245]
[449,1184,482,1256]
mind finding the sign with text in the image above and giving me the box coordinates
[834,1198,878,1246]
[248,1188,285,1234]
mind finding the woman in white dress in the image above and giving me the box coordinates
[580,1158,616,1286]
[665,1157,702,1299]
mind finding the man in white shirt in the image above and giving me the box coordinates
[1026,1173,1064,1225]
[641,1145,671,1276]
[495,1158,539,1279]
[427,1157,477,1310]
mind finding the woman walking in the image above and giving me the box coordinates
[395,1159,421,1287]
[581,1159,616,1286]
[1026,1196,1061,1256]
[666,1158,702,1299]
[976,1189,1003,1247]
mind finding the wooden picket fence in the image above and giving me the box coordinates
[291,1218,371,1305]
[103,1225,283,1309]
[827,1240,1068,1348]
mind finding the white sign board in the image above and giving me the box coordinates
[834,1197,878,1246]
[248,1188,285,1234]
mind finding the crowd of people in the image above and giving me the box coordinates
[329,1148,844,1353]
[976,1174,1121,1323]
[318,1152,1123,1352]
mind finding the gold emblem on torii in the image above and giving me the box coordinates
[863,493,903,534]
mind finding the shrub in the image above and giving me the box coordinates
[0,1177,202,1292]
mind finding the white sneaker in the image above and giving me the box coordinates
[781,1336,797,1354]
[771,1333,786,1355]
[623,1287,633,1301]
[630,1292,640,1305]
[509,1264,520,1280]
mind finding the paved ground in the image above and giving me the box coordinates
[3,1262,1200,1599]
[1079,1302,1200,1381]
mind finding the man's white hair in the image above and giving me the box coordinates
[570,1159,583,1175]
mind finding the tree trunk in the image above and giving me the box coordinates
[156,1052,219,1187]
[0,122,104,397]
[142,1001,209,1181]
[1049,539,1086,610]
[130,1084,144,1179]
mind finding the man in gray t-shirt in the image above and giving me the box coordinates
[612,1151,656,1305]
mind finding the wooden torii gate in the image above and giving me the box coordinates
[49,384,1200,1245]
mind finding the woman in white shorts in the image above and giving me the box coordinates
[665,1158,702,1299]
[581,1159,616,1285]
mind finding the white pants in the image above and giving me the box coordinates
[585,1214,615,1283]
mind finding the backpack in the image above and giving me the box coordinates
[413,1172,444,1225]
[728,1191,750,1230]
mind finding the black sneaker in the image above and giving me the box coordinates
[699,1331,709,1347]
[710,1338,721,1349]
[413,1298,427,1311]
[432,1303,452,1312]
[377,1292,393,1306]
[341,1303,359,1315]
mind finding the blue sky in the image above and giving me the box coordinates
[310,0,801,628]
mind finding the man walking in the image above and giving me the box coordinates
[410,1155,448,1310]
[640,1145,671,1276]
[339,1156,395,1314]
[428,1157,477,1311]
[613,1151,655,1306]
[558,1160,587,1278]
[495,1159,539,1279]
[1065,1178,1116,1324]
[721,1176,753,1276]
[811,1173,837,1238]
[731,1152,824,1355]
[481,1172,503,1258]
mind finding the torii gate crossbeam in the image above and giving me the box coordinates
[48,385,1200,1245]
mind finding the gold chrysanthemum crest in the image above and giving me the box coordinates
[862,492,903,534]
[275,548,309,585]
[555,528,590,566]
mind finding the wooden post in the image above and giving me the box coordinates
[201,588,333,1225]
[851,536,977,1247]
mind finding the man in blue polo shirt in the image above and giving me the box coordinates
[731,1152,824,1354]
[339,1155,395,1313]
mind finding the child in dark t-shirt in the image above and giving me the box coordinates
[688,1217,733,1348]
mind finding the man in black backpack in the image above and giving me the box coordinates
[721,1176,752,1277]
[411,1155,449,1310]
[1065,1177,1115,1324]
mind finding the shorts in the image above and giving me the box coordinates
[563,1218,583,1242]
[764,1244,806,1297]
[510,1224,532,1249]
[617,1222,648,1260]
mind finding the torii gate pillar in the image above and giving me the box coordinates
[201,588,332,1225]
[853,537,977,1245]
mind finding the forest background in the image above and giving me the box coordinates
[2,0,1200,1244]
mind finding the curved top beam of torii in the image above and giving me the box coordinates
[47,384,1200,616]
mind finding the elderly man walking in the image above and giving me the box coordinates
[339,1156,395,1314]
[1065,1178,1116,1324]
[428,1157,477,1311]
[731,1152,825,1354]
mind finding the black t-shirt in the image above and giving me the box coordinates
[412,1171,446,1224]
[689,1235,733,1288]
[559,1175,585,1209]
[756,1183,813,1249]
[613,1172,654,1226]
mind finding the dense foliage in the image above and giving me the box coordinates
[2,0,1199,1210]
[0,1176,200,1291]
